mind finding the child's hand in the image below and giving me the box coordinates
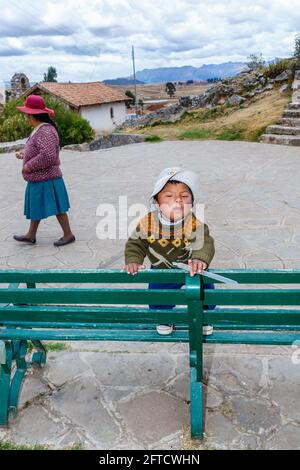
[124,263,146,275]
[188,259,208,276]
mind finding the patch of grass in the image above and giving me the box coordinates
[0,440,84,450]
[27,342,68,352]
[247,125,269,142]
[263,58,295,79]
[220,401,235,422]
[181,427,216,450]
[64,442,85,450]
[45,342,68,352]
[148,119,175,127]
[178,129,214,140]
[144,134,163,142]
[0,440,49,450]
[181,104,234,125]
[216,126,245,141]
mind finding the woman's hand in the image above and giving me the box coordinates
[188,259,208,276]
[22,164,31,174]
[15,151,24,160]
[124,263,146,275]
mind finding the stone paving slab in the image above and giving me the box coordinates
[0,141,300,449]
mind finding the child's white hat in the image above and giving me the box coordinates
[150,167,199,204]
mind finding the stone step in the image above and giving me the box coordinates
[288,103,300,110]
[260,134,300,146]
[280,118,300,127]
[265,125,300,136]
[282,110,300,118]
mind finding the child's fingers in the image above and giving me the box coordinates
[189,261,197,277]
[124,264,135,275]
[124,263,145,275]
[189,260,207,276]
[130,264,137,275]
[197,262,205,273]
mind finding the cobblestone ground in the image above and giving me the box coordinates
[0,141,300,449]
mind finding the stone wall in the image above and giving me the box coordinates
[63,133,147,151]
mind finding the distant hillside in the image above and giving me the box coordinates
[104,62,247,84]
[103,77,145,86]
[135,62,247,83]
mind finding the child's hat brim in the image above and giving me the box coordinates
[150,167,199,201]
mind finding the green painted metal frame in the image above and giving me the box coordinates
[0,268,300,438]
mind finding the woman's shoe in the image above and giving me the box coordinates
[13,235,36,244]
[54,235,76,247]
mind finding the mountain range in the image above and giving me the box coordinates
[103,61,248,85]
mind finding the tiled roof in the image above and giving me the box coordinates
[25,82,128,109]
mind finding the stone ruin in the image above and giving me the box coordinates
[7,73,30,101]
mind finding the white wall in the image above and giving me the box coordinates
[80,102,126,132]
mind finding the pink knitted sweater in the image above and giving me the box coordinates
[23,124,62,182]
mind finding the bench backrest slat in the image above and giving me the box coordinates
[1,268,300,284]
[0,306,188,325]
[0,269,186,284]
[204,289,300,305]
[0,288,187,305]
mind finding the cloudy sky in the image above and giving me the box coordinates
[0,0,299,84]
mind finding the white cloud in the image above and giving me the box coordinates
[0,0,299,82]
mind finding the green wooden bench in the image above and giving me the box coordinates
[0,268,300,439]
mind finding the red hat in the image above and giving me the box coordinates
[17,95,55,118]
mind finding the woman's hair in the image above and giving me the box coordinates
[32,113,61,147]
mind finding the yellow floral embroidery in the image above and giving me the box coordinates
[158,239,169,247]
[139,212,201,240]
[172,238,181,248]
[183,237,189,246]
[147,235,156,244]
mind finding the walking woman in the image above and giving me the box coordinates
[14,95,75,246]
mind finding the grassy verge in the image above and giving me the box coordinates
[0,440,50,450]
[144,134,163,142]
[178,129,214,140]
[0,440,84,450]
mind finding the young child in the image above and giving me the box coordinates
[124,167,215,335]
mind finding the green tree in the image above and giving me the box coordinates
[0,95,95,145]
[43,66,58,82]
[165,82,176,98]
[246,53,265,70]
[125,90,135,107]
[294,34,300,67]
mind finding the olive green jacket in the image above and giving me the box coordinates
[125,211,215,268]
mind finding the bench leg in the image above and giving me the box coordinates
[31,341,47,367]
[190,366,203,439]
[0,341,13,426]
[186,275,204,439]
[9,341,29,419]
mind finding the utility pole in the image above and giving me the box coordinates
[132,45,138,115]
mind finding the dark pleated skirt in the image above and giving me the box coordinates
[24,177,70,221]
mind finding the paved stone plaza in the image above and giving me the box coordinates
[0,140,300,449]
